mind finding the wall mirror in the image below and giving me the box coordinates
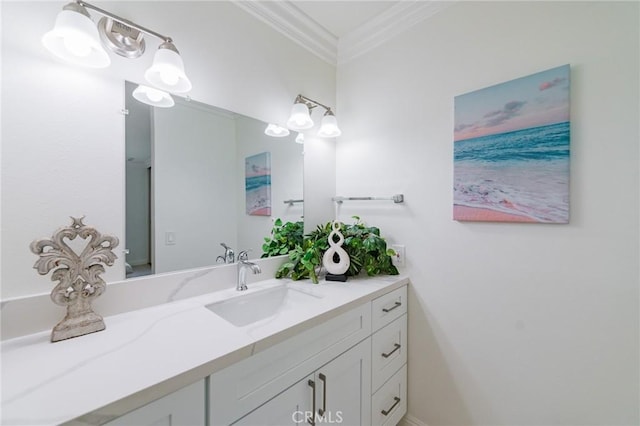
[125,81,304,278]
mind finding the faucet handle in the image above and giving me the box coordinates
[238,249,252,261]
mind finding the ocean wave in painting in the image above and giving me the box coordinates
[454,122,569,223]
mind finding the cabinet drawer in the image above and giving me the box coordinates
[371,285,407,331]
[210,303,371,425]
[371,364,407,426]
[371,314,407,392]
[104,380,205,426]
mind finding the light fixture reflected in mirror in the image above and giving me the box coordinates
[286,94,341,137]
[42,0,192,102]
[132,84,174,108]
[42,2,110,68]
[264,123,290,137]
[295,133,304,144]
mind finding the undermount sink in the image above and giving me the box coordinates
[205,284,321,327]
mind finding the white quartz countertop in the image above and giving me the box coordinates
[1,275,408,425]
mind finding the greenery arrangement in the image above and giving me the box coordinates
[261,218,304,257]
[262,216,399,284]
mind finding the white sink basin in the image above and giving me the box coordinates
[205,284,321,327]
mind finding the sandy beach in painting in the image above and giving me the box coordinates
[453,205,536,223]
[246,181,271,216]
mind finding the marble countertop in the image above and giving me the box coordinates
[1,275,408,425]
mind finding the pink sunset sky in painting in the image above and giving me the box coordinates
[454,65,570,142]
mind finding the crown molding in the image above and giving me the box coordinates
[233,0,452,67]
[232,0,338,65]
[338,1,454,65]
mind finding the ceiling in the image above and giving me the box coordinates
[234,0,453,65]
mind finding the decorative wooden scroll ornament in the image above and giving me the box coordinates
[30,217,119,342]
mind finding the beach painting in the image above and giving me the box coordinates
[453,64,570,223]
[245,152,271,216]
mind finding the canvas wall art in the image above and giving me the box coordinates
[453,64,570,223]
[245,152,271,216]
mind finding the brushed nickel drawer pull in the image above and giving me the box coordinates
[308,379,316,425]
[381,343,401,358]
[381,396,401,416]
[318,373,327,416]
[382,301,402,313]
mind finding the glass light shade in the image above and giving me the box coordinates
[145,46,192,93]
[42,9,111,68]
[295,133,304,144]
[286,103,314,130]
[317,114,342,137]
[132,85,174,108]
[264,124,290,137]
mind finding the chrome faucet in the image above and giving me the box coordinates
[237,250,261,291]
[216,243,235,264]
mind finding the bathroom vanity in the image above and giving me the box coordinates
[1,275,408,425]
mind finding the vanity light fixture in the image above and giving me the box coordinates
[317,110,342,137]
[42,1,192,96]
[144,41,192,93]
[286,96,315,130]
[264,124,291,137]
[132,85,175,108]
[41,2,110,68]
[286,94,342,137]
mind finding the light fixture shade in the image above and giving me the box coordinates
[265,124,290,137]
[145,42,192,93]
[132,85,174,108]
[295,133,304,144]
[42,7,111,68]
[317,114,342,137]
[287,103,314,130]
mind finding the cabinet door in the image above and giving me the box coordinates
[313,338,372,426]
[104,381,205,426]
[232,376,313,425]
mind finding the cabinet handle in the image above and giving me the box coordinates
[382,301,402,313]
[381,396,401,416]
[318,373,327,416]
[308,379,316,425]
[381,343,401,358]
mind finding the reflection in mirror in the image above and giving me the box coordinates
[125,82,303,278]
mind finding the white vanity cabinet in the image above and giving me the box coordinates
[103,380,206,426]
[370,285,408,426]
[234,338,371,425]
[210,284,408,426]
[1,276,410,426]
[209,303,372,425]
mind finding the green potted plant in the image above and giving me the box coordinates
[263,217,399,283]
[261,218,304,257]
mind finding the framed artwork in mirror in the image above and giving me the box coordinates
[245,151,272,216]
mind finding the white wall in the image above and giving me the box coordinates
[336,2,639,424]
[1,1,336,299]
